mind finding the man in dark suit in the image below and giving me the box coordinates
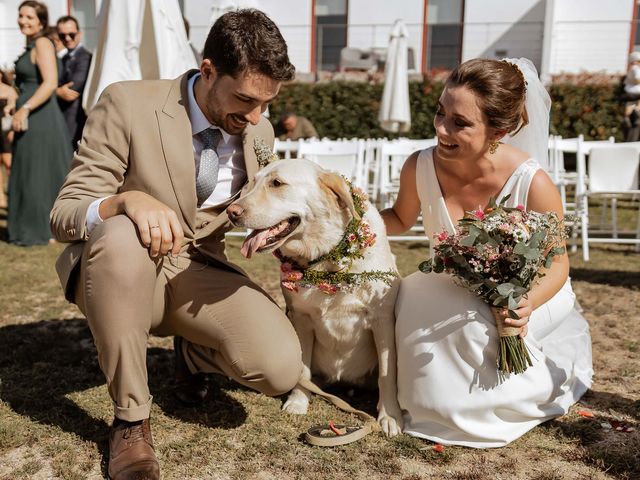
[55,15,92,148]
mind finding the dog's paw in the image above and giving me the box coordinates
[378,413,403,437]
[282,391,309,415]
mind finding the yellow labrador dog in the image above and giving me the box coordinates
[227,159,402,436]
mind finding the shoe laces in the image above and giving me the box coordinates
[122,421,147,444]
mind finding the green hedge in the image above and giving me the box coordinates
[270,80,626,141]
[548,82,625,141]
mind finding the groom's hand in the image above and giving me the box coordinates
[101,191,184,257]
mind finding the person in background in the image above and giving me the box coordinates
[0,70,17,210]
[8,1,72,245]
[275,110,318,140]
[42,27,67,77]
[49,27,67,58]
[623,51,640,141]
[56,15,92,148]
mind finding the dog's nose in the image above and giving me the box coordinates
[227,203,244,222]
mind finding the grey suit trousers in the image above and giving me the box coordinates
[74,215,302,421]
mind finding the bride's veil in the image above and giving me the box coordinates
[500,58,552,171]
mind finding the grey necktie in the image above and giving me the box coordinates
[196,128,223,206]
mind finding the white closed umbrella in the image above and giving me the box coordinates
[83,0,197,111]
[378,19,411,133]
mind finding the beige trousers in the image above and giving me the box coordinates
[74,216,302,422]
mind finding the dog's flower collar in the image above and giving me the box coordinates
[275,182,397,294]
[253,138,280,168]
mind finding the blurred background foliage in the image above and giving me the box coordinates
[270,77,625,141]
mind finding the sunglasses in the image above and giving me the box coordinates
[58,32,78,40]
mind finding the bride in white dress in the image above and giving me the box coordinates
[381,58,593,448]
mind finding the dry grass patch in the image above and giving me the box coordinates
[0,206,638,479]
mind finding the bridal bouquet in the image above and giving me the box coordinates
[419,196,568,375]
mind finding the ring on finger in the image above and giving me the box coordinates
[150,225,160,229]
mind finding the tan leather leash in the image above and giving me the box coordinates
[297,377,380,447]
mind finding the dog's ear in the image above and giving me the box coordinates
[318,171,360,220]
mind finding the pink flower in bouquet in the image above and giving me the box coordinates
[437,230,449,242]
[499,224,511,234]
[472,209,485,220]
[516,204,525,211]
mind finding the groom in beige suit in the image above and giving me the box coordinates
[50,10,301,480]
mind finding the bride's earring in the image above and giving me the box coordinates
[488,140,500,154]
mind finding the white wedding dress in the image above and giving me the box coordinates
[395,148,593,448]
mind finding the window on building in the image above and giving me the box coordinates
[424,0,464,72]
[71,0,97,52]
[315,0,348,71]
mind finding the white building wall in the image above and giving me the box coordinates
[346,0,424,70]
[462,0,545,71]
[258,0,313,74]
[1,0,635,76]
[547,0,633,74]
[182,0,313,73]
[0,0,69,70]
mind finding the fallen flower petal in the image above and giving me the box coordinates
[328,421,344,436]
[578,410,595,418]
[433,444,445,452]
[609,420,635,432]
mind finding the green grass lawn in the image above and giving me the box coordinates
[0,208,638,479]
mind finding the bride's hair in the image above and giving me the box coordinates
[446,59,529,136]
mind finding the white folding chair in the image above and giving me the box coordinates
[579,145,640,261]
[376,139,437,241]
[297,139,367,189]
[274,138,299,160]
[549,135,615,250]
[378,138,437,209]
[362,138,386,203]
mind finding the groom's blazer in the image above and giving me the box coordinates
[50,69,273,302]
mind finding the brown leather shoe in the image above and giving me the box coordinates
[108,418,160,480]
[173,336,209,405]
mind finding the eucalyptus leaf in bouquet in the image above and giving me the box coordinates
[419,195,569,375]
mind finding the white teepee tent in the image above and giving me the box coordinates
[83,0,197,111]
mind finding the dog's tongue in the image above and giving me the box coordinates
[240,220,291,258]
[240,229,271,258]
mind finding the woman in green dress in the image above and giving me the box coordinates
[8,1,72,245]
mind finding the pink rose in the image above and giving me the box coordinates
[280,262,293,272]
[472,209,485,220]
[437,231,448,241]
[516,204,525,211]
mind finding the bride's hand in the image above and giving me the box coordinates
[496,297,533,338]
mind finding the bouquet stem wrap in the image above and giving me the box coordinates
[492,309,533,375]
